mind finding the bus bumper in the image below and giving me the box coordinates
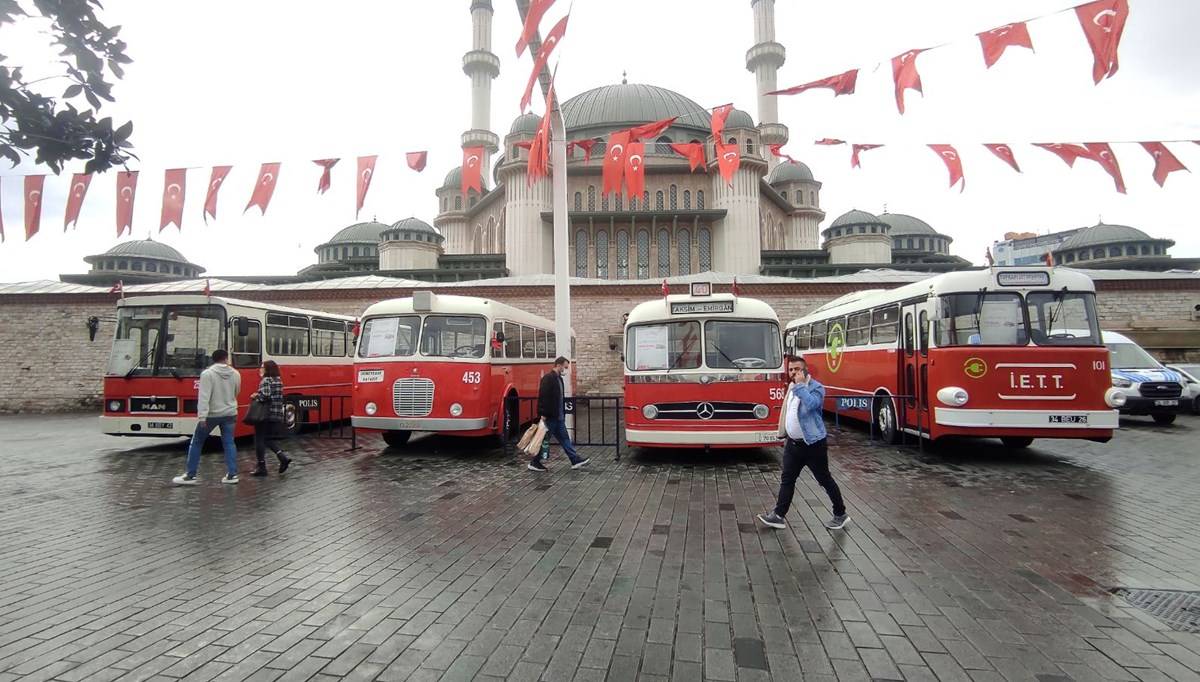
[352,416,490,432]
[100,415,197,437]
[933,408,1119,429]
[625,427,782,447]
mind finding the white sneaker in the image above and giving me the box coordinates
[571,458,590,470]
[172,474,198,486]
[221,474,239,485]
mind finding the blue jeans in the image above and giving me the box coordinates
[186,415,238,478]
[543,418,581,464]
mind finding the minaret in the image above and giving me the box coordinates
[746,0,788,169]
[462,0,500,168]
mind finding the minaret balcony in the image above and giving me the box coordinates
[462,50,500,78]
[745,41,786,71]
[758,122,788,146]
[462,129,500,154]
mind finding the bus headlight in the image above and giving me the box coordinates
[1105,388,1127,408]
[107,399,124,413]
[753,404,770,419]
[1111,375,1132,388]
[936,387,969,407]
[365,402,377,416]
[643,405,659,419]
[450,403,463,417]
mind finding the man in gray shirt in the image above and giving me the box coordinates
[174,349,242,485]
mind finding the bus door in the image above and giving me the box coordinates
[900,298,930,435]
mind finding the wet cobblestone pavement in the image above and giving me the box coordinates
[1,413,1199,681]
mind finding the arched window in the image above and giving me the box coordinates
[616,231,630,279]
[1141,244,1150,255]
[636,230,650,278]
[602,194,609,212]
[727,136,737,146]
[441,198,447,212]
[745,138,754,155]
[615,194,623,211]
[473,225,484,253]
[1109,246,1122,258]
[630,195,639,211]
[781,190,788,201]
[642,191,649,211]
[596,231,610,279]
[655,135,672,155]
[587,186,596,211]
[352,246,360,257]
[575,229,589,277]
[486,218,496,252]
[574,192,582,211]
[683,190,691,209]
[677,229,692,275]
[469,196,477,208]
[455,196,462,210]
[657,229,671,276]
[593,137,605,155]
[696,191,705,209]
[669,185,678,210]
[655,191,664,210]
[698,227,712,272]
[1094,248,1105,259]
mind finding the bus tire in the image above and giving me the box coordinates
[383,431,411,448]
[282,400,302,436]
[1152,413,1176,426]
[874,395,900,445]
[1001,436,1034,449]
[497,393,519,450]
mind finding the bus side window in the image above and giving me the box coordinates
[794,325,810,351]
[871,305,899,344]
[493,322,505,358]
[847,312,871,346]
[535,329,548,358]
[504,322,520,358]
[547,332,557,358]
[904,313,914,356]
[231,319,262,368]
[918,311,929,356]
[521,326,535,359]
[810,321,826,350]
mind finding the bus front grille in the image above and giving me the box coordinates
[393,378,434,417]
[653,401,758,420]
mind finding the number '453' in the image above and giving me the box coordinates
[462,371,482,384]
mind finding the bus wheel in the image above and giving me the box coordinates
[1001,436,1034,449]
[874,396,900,445]
[1152,413,1176,426]
[282,401,301,436]
[383,431,411,448]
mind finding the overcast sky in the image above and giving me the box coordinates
[1,0,1197,282]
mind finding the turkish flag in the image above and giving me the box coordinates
[516,0,555,56]
[669,143,706,172]
[767,69,858,97]
[406,151,428,172]
[984,144,1021,172]
[1076,0,1129,83]
[116,171,138,237]
[515,140,534,150]
[64,173,92,230]
[245,163,281,215]
[891,49,925,114]
[978,22,1033,68]
[624,142,646,198]
[767,144,795,164]
[1033,143,1093,167]
[716,141,741,186]
[24,175,44,241]
[814,138,845,146]
[662,279,669,297]
[851,144,883,168]
[527,75,556,185]
[313,158,338,194]
[1139,142,1188,187]
[204,165,231,223]
[1043,251,1055,267]
[1083,143,1126,193]
[356,155,377,218]
[928,145,965,191]
[602,130,631,196]
[629,116,677,143]
[462,146,484,197]
[108,280,123,295]
[520,14,568,112]
[160,168,187,231]
[710,103,733,142]
[568,139,596,163]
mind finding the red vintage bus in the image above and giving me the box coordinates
[101,295,357,438]
[623,282,786,449]
[783,267,1121,448]
[351,292,571,447]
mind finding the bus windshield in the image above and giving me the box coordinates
[358,315,420,358]
[704,320,782,369]
[626,321,701,371]
[935,293,1027,346]
[420,315,488,359]
[1025,291,1102,345]
[106,304,226,376]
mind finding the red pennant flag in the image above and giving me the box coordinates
[628,116,677,143]
[462,146,484,197]
[406,151,428,172]
[313,158,338,194]
[204,165,231,223]
[978,22,1033,68]
[1083,143,1126,193]
[891,49,925,114]
[1043,251,1055,267]
[767,69,858,97]
[814,138,845,146]
[203,278,212,296]
[984,144,1021,172]
[602,130,631,196]
[64,173,92,231]
[662,279,669,297]
[356,155,377,218]
[527,74,557,185]
[716,141,741,186]
[24,175,44,241]
[160,168,187,231]
[710,103,733,142]
[1033,143,1093,167]
[1139,142,1188,187]
[928,145,965,191]
[1076,0,1129,83]
[851,144,883,168]
[767,144,796,164]
[985,248,995,267]
[624,142,646,198]
[731,277,740,297]
[669,142,706,172]
[245,163,281,215]
[520,14,569,112]
[108,280,123,296]
[516,0,555,57]
[568,139,596,163]
[116,171,138,237]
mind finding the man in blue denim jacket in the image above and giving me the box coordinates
[758,356,848,530]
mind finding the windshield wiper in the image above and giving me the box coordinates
[125,338,161,378]
[1046,287,1068,336]
[710,343,742,370]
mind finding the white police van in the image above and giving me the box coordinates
[1104,330,1184,425]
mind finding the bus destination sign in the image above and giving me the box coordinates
[996,271,1051,287]
[671,301,734,315]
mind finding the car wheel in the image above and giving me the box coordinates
[1152,413,1176,426]
[383,430,411,447]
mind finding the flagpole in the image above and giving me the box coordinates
[551,102,573,416]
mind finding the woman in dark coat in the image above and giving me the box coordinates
[251,360,291,476]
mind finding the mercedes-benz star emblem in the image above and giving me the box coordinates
[696,402,716,420]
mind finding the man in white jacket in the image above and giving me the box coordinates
[174,349,242,485]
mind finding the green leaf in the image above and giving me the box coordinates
[64,83,83,98]
[114,120,132,141]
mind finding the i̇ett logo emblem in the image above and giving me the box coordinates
[964,357,988,379]
[826,322,846,373]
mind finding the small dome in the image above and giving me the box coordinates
[725,108,754,130]
[879,213,938,237]
[561,82,711,133]
[442,166,462,190]
[830,209,882,229]
[510,112,542,135]
[326,221,390,244]
[767,162,814,184]
[1059,223,1165,251]
[102,239,188,262]
[385,217,439,235]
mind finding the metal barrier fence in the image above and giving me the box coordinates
[504,394,625,460]
[296,394,357,450]
[826,392,925,451]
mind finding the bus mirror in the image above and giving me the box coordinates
[235,318,250,337]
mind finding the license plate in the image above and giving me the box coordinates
[1048,415,1088,424]
[1154,400,1178,407]
[147,421,173,429]
[759,432,783,443]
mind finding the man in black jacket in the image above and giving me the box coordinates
[530,356,589,472]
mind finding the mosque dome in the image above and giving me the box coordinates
[767,162,815,184]
[509,112,542,135]
[561,83,711,134]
